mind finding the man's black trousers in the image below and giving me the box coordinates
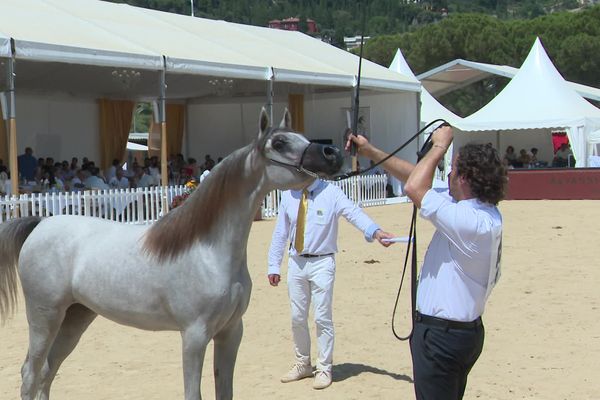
[409,316,485,400]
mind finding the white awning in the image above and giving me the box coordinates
[418,57,600,102]
[0,0,420,93]
[0,31,10,58]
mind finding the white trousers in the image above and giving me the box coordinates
[287,254,335,373]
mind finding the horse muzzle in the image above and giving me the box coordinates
[302,144,344,178]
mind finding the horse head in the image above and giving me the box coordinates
[257,108,343,190]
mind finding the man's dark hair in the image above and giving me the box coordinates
[456,143,507,205]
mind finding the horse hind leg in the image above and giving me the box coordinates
[37,304,97,400]
[20,304,67,400]
[213,319,243,400]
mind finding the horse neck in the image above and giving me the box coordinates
[144,144,269,262]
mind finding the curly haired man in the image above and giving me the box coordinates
[347,125,507,400]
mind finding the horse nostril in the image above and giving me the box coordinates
[323,146,338,157]
[322,145,343,165]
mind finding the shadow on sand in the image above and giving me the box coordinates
[333,362,413,383]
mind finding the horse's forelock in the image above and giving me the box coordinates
[144,147,253,262]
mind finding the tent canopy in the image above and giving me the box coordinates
[0,0,419,99]
[0,32,9,58]
[389,49,463,128]
[418,58,600,102]
[458,38,600,167]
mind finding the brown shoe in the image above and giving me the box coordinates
[280,363,313,383]
[313,370,332,390]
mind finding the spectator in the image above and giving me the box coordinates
[553,143,574,167]
[17,147,37,182]
[517,149,531,167]
[503,145,517,167]
[109,168,130,189]
[84,167,109,190]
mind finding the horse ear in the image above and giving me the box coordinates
[280,108,292,129]
[258,107,269,139]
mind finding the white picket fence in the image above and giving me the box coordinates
[261,174,390,218]
[0,174,393,224]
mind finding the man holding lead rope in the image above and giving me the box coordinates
[346,125,507,400]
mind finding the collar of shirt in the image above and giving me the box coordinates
[294,179,323,197]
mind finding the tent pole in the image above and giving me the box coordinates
[159,62,168,210]
[267,78,274,123]
[7,54,18,196]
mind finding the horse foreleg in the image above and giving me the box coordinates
[213,319,243,400]
[38,304,97,400]
[181,324,211,400]
[20,307,66,400]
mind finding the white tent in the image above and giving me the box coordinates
[389,49,463,128]
[389,49,462,181]
[417,58,600,102]
[458,38,600,167]
[0,32,9,58]
[0,0,418,95]
[0,0,420,182]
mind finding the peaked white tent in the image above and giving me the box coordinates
[389,49,463,128]
[389,49,462,182]
[458,38,600,167]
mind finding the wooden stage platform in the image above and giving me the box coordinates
[507,168,600,200]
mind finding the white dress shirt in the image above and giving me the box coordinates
[109,176,130,189]
[417,188,503,322]
[268,179,380,275]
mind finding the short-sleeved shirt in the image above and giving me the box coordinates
[418,188,503,322]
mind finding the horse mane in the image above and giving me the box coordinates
[144,144,258,262]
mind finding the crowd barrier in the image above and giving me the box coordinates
[0,174,394,224]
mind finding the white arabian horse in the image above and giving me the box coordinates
[0,108,343,400]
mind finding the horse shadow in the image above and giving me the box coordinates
[332,362,413,383]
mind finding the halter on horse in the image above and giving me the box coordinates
[0,108,343,400]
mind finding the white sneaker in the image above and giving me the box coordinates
[280,363,313,383]
[313,370,332,390]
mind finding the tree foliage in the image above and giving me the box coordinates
[365,6,600,115]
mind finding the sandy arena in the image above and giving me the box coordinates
[1,200,598,399]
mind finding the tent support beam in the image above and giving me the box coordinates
[266,79,273,122]
[158,63,168,211]
[7,55,18,196]
[159,71,167,188]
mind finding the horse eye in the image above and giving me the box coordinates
[271,136,287,151]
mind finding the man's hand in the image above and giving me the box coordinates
[374,229,395,248]
[268,274,281,287]
[431,125,453,150]
[345,132,372,157]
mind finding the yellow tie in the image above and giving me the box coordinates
[294,189,309,253]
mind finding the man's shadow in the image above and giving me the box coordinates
[333,362,413,383]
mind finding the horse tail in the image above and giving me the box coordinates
[0,216,42,323]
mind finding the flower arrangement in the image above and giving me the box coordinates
[170,179,198,209]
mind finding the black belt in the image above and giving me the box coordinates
[414,311,482,330]
[299,253,334,258]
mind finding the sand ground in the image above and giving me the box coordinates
[1,200,599,399]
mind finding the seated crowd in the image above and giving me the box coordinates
[0,147,222,196]
[503,143,574,169]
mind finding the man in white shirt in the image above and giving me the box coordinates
[84,167,109,190]
[347,125,507,400]
[267,179,393,390]
[135,166,155,188]
[108,168,130,189]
